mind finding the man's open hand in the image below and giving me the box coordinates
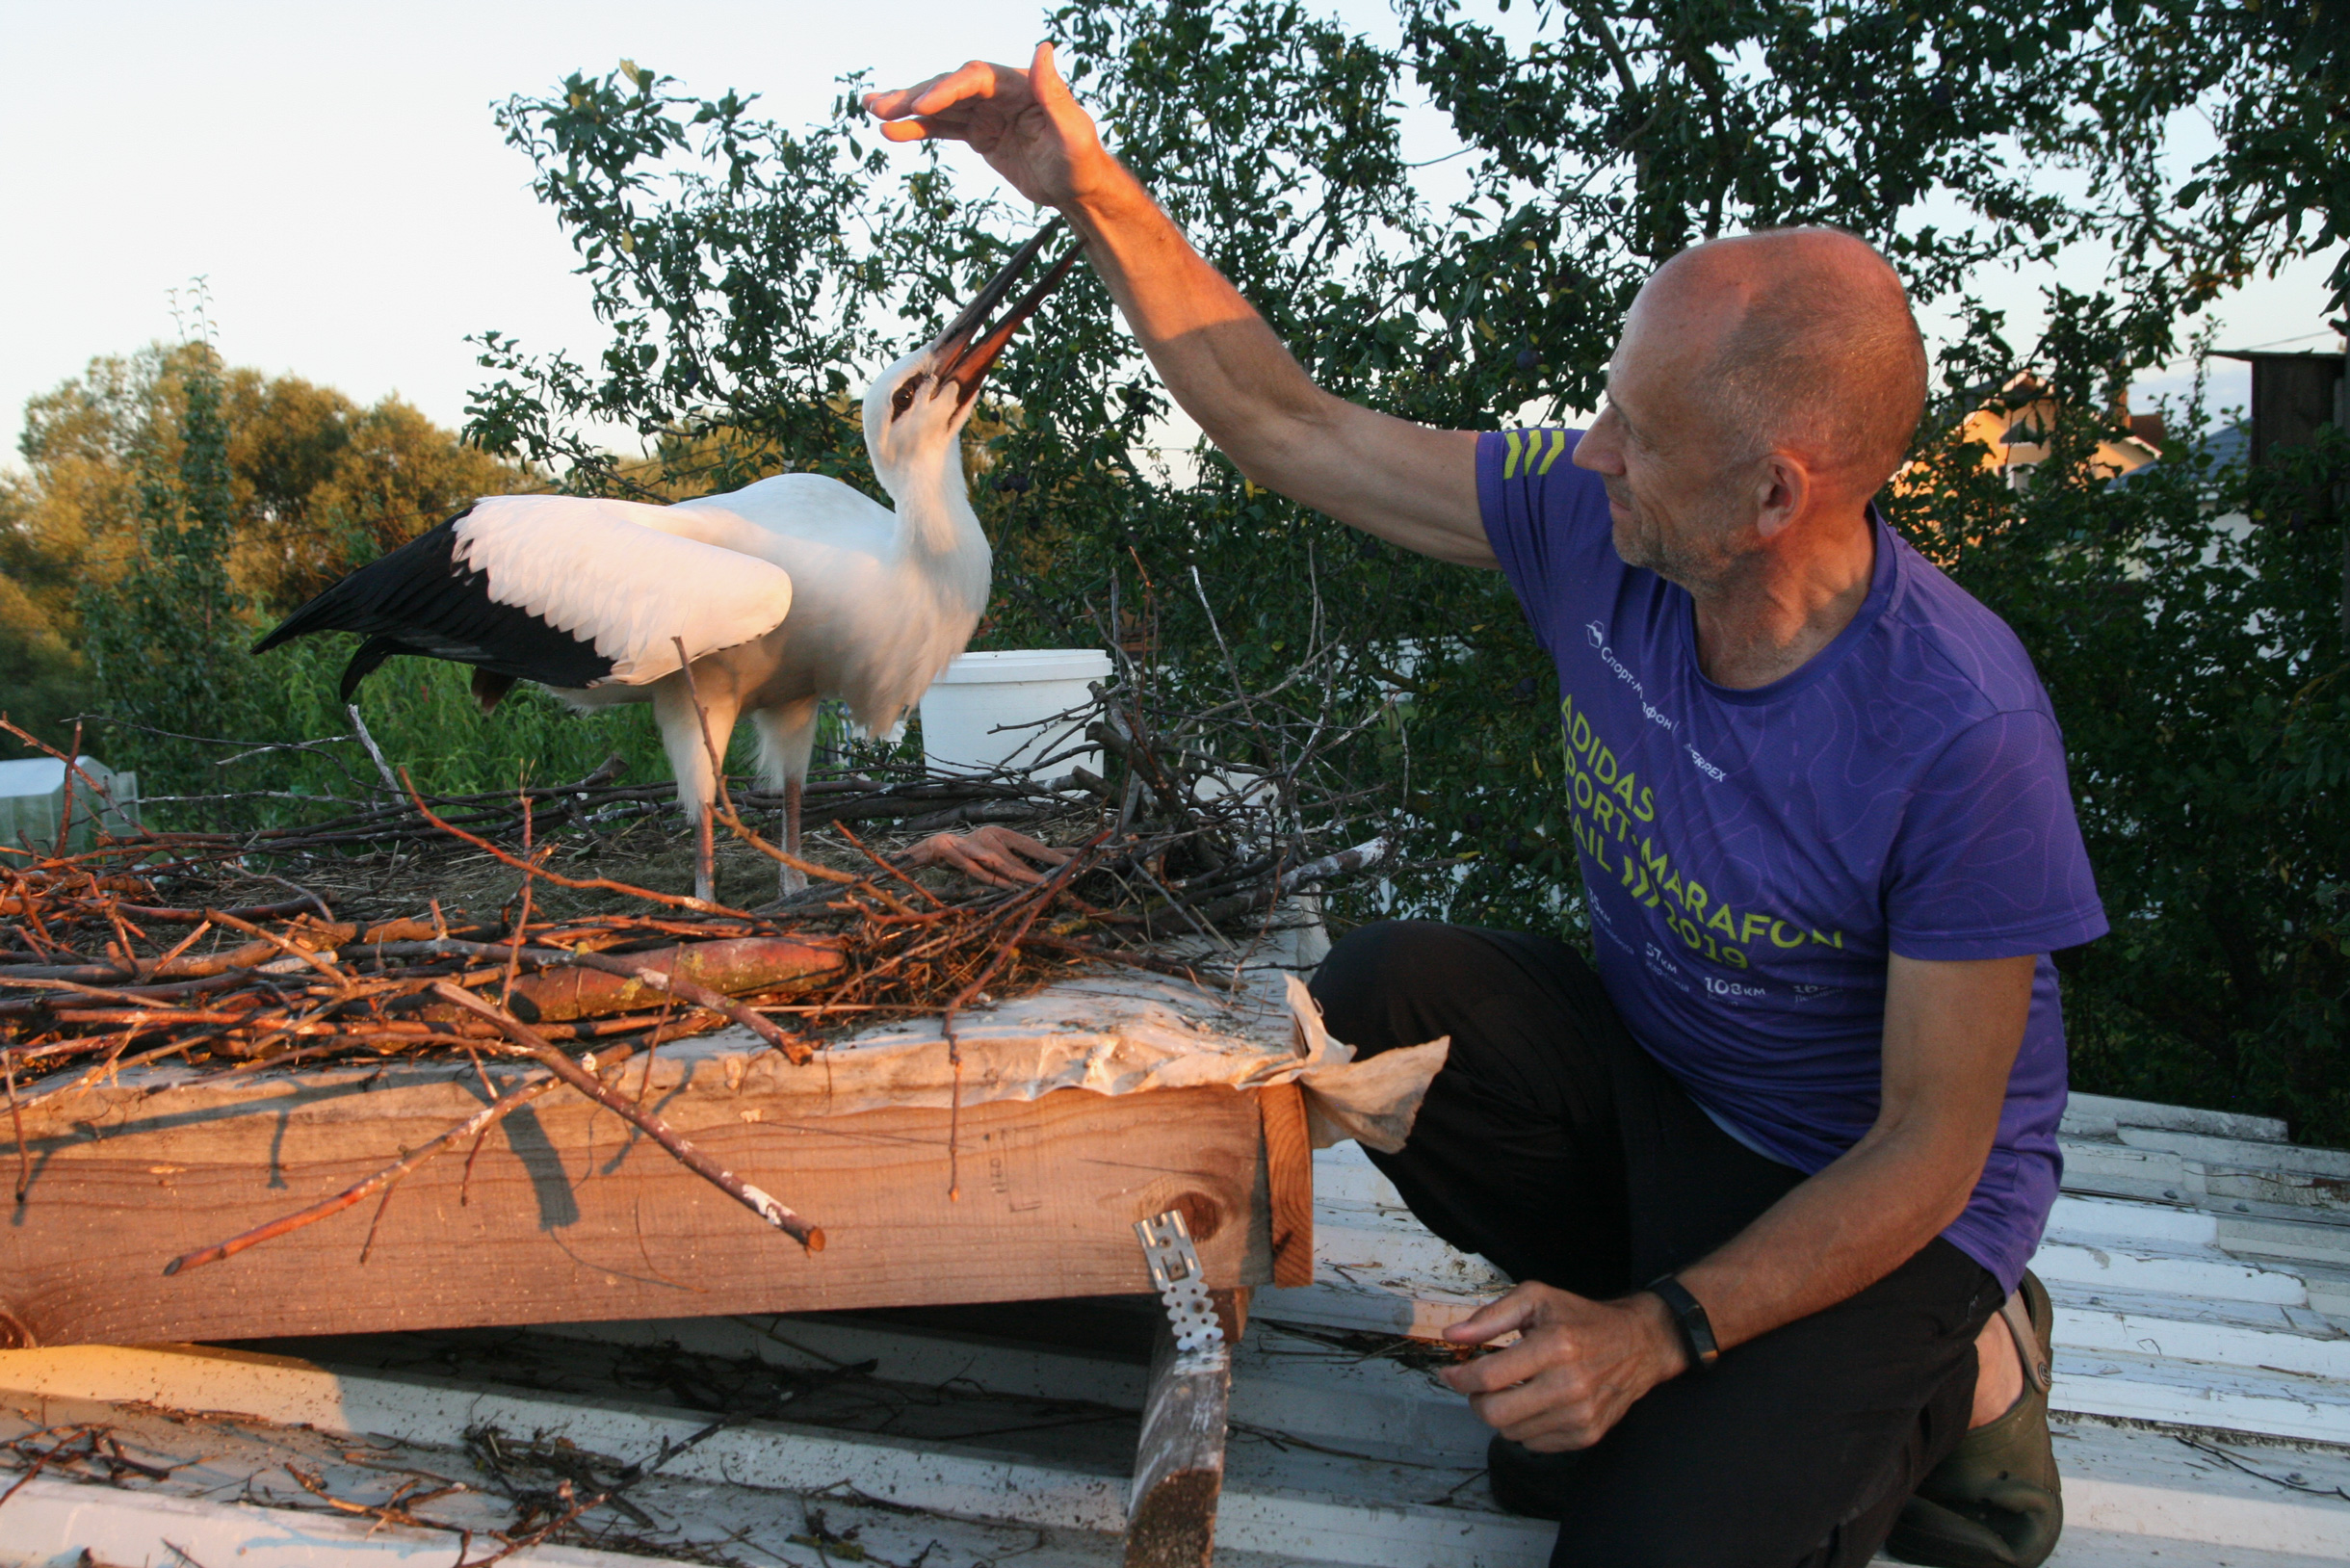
[863,43,1113,212]
[1440,1282,1690,1451]
[898,823,1074,889]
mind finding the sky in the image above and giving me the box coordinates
[1,0,2340,470]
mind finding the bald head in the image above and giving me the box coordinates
[1632,228,1926,488]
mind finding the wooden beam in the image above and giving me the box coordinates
[1260,1080,1314,1289]
[1125,1291,1237,1568]
[0,1058,1275,1346]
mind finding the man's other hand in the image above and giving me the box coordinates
[898,823,1074,889]
[1440,1282,1689,1451]
[864,44,1110,213]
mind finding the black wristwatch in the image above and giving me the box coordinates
[1647,1274,1720,1372]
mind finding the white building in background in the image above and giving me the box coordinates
[1947,371,2169,486]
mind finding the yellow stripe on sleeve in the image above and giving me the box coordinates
[1502,429,1524,479]
[1537,428,1567,475]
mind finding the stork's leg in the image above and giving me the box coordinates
[750,701,822,900]
[654,673,742,908]
[695,808,717,906]
[782,775,807,897]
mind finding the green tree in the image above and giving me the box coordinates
[465,1,2350,1132]
[3,332,679,800]
[0,484,90,755]
[14,343,525,623]
[1891,381,2350,1140]
[2121,0,2350,326]
[78,336,265,792]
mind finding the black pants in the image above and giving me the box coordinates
[1311,922,2005,1568]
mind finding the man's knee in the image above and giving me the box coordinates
[1310,919,1479,1058]
[1314,919,1594,1061]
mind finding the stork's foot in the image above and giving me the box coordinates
[778,861,809,898]
[900,824,1073,888]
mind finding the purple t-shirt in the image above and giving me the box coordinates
[1479,429,2107,1291]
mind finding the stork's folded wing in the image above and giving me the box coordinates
[455,496,795,685]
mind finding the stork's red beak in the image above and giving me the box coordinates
[935,222,1083,405]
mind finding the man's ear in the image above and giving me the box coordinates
[1752,452,1809,542]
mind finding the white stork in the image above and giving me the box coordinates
[256,226,1080,904]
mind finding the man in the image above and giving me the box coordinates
[867,45,2105,1568]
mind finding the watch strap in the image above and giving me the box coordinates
[1647,1273,1720,1372]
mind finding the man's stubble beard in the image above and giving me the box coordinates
[1607,484,1745,596]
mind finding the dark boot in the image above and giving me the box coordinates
[1885,1270,2062,1568]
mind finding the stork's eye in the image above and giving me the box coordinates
[891,376,925,418]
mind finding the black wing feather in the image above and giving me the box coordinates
[341,635,419,701]
[253,510,615,694]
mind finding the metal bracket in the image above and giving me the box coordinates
[1135,1209,1224,1360]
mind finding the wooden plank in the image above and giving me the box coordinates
[1214,1285,1249,1346]
[1260,1080,1314,1289]
[0,1063,1274,1346]
[1125,1294,1236,1568]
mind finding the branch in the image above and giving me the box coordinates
[1569,1,1642,100]
[401,768,754,917]
[431,981,822,1249]
[161,1049,623,1275]
[346,704,404,797]
[364,935,823,1063]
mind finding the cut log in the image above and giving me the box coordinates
[1125,1286,1243,1568]
[423,934,846,1023]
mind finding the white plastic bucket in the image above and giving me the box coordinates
[918,648,1113,779]
[0,755,140,853]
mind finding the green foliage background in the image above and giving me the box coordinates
[0,334,698,806]
[8,0,2349,1137]
[1896,401,2350,1140]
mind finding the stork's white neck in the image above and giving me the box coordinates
[877,432,989,592]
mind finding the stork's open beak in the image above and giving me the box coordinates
[934,221,1084,406]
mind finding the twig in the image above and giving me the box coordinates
[1022,934,1224,988]
[53,718,84,857]
[402,769,754,917]
[832,820,946,909]
[4,1051,25,1204]
[242,873,335,922]
[114,899,320,925]
[453,1417,727,1568]
[0,719,115,846]
[146,919,215,977]
[431,981,822,1249]
[501,796,537,1009]
[2176,1435,2350,1503]
[362,936,820,1063]
[203,908,345,984]
[162,1050,624,1276]
[0,1425,89,1512]
[347,702,404,797]
[357,1179,402,1265]
[935,833,1107,1196]
[7,1035,213,1116]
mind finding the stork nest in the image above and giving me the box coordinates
[0,673,1396,1272]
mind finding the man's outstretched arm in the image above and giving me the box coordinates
[865,44,1491,568]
